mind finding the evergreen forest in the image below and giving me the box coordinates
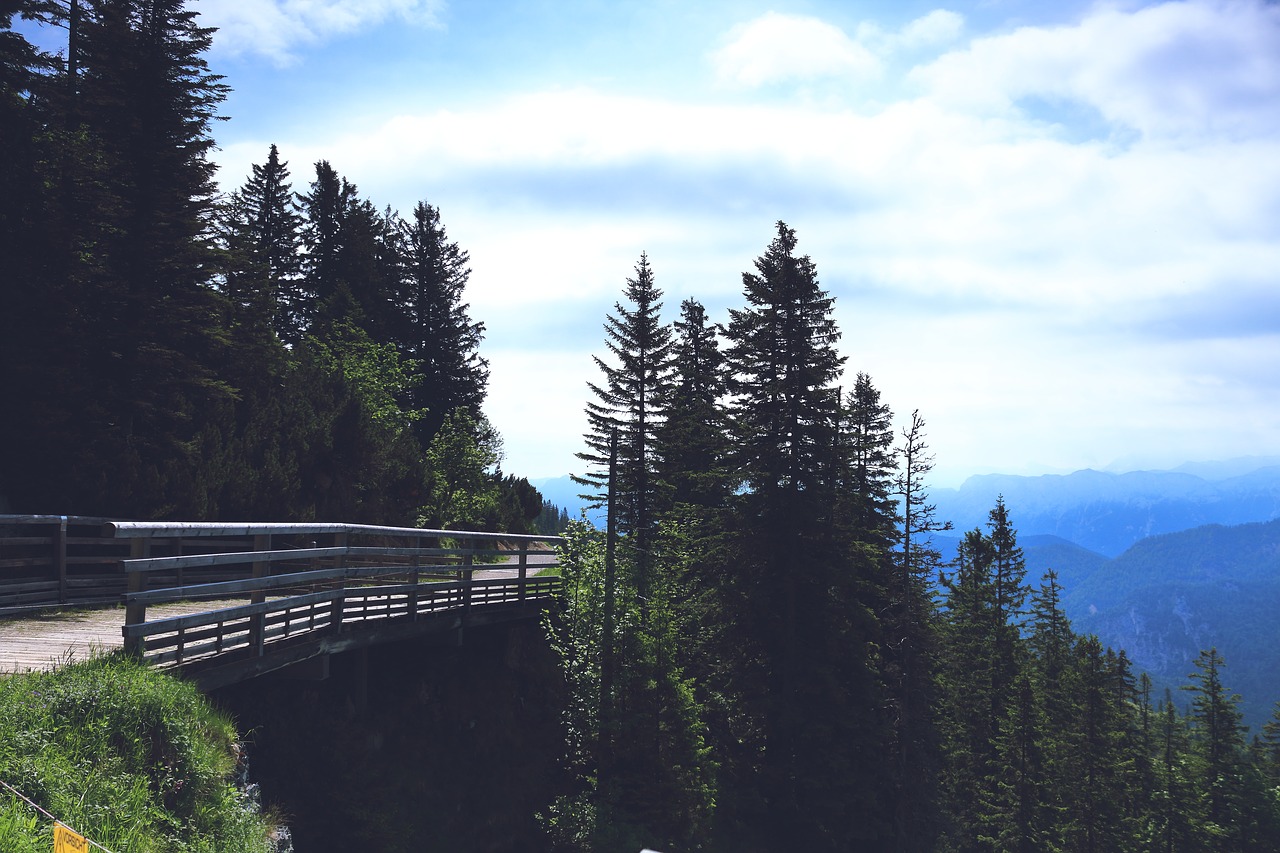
[550,228,1280,852]
[3,4,1280,851]
[0,0,553,533]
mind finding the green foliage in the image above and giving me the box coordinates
[543,512,717,852]
[418,407,503,530]
[0,6,496,523]
[0,653,276,852]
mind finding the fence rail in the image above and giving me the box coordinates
[0,516,564,672]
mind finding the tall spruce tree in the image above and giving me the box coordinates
[0,1,62,510]
[219,143,304,340]
[938,527,1000,852]
[299,159,348,330]
[576,252,672,606]
[397,199,488,442]
[719,221,887,849]
[655,298,730,512]
[1184,647,1248,848]
[19,0,232,516]
[886,407,948,852]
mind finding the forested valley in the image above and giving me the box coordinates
[3,4,1280,852]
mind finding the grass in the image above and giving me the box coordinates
[0,652,279,852]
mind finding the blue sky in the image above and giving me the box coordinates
[63,1,1280,484]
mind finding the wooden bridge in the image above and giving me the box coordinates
[0,515,563,690]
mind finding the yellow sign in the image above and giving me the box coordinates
[54,823,89,853]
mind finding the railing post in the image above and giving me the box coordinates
[123,536,151,656]
[248,533,269,656]
[333,530,348,569]
[461,538,474,637]
[409,553,420,621]
[517,541,529,603]
[54,516,68,604]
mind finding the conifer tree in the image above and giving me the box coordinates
[398,199,488,442]
[220,143,304,340]
[28,0,232,516]
[576,252,672,606]
[937,527,1000,852]
[0,1,63,508]
[1153,692,1204,852]
[880,405,946,851]
[655,298,730,512]
[1059,636,1131,852]
[1184,647,1248,848]
[299,159,348,329]
[840,373,898,548]
[719,222,888,848]
[985,672,1050,853]
[987,497,1029,706]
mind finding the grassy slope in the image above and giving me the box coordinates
[0,653,277,853]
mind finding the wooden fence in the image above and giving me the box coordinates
[0,515,131,610]
[1,517,563,671]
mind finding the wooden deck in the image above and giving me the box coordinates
[0,558,557,677]
[0,601,229,674]
[0,519,563,687]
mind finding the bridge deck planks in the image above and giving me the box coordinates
[0,601,247,674]
[0,561,556,676]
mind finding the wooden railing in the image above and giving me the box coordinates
[0,515,130,610]
[107,521,563,666]
[0,516,564,669]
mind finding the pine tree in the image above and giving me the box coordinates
[575,252,672,608]
[397,199,488,442]
[719,222,888,848]
[1152,692,1205,852]
[0,1,64,509]
[840,373,898,548]
[299,159,348,329]
[880,404,946,851]
[655,298,730,512]
[937,527,1000,852]
[1184,647,1248,849]
[985,672,1050,853]
[1058,636,1131,853]
[219,143,304,340]
[987,497,1029,709]
[36,0,232,516]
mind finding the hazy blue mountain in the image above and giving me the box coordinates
[935,517,1280,729]
[933,460,1280,557]
[1048,519,1280,729]
[530,475,603,527]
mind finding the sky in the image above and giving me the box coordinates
[59,0,1280,485]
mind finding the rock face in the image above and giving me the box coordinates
[214,620,568,853]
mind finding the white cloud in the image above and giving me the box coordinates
[198,0,445,65]
[709,9,965,89]
[898,9,964,50]
[857,9,965,54]
[214,2,1280,479]
[909,0,1280,140]
[710,12,882,87]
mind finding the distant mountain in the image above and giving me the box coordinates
[932,461,1280,557]
[1029,519,1280,730]
[916,520,1280,729]
[530,475,603,527]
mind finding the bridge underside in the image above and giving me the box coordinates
[181,602,547,691]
